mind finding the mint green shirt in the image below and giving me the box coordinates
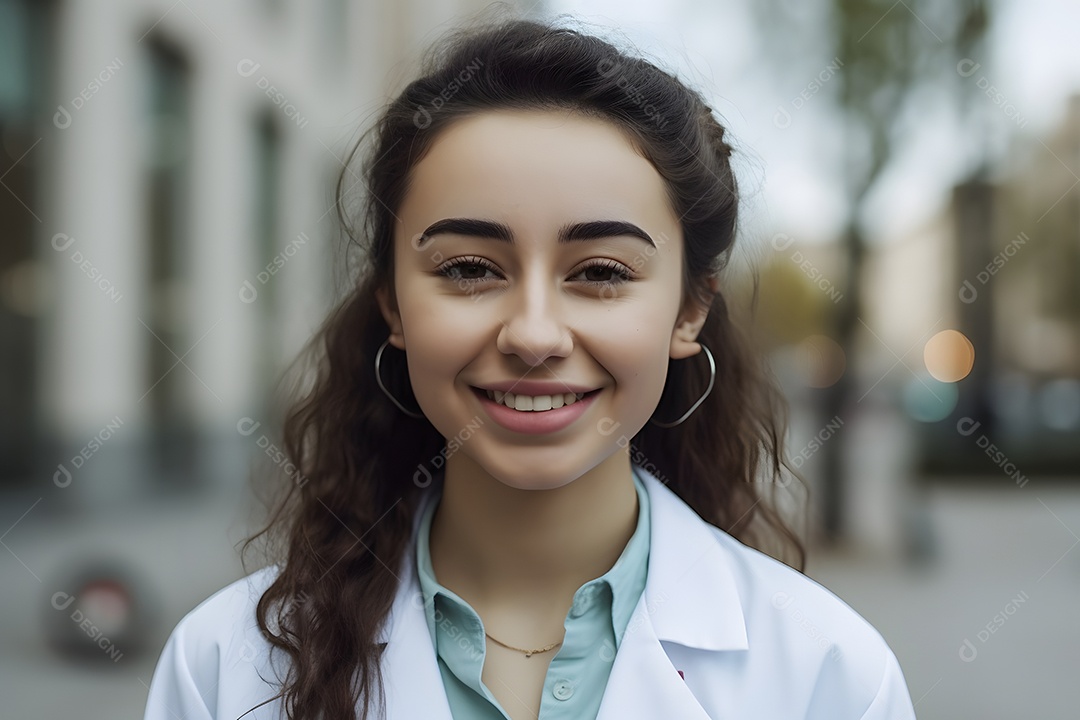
[414,464,651,720]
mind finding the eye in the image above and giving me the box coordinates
[432,256,501,285]
[570,259,634,286]
[433,257,635,288]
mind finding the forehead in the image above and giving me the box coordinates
[397,108,677,234]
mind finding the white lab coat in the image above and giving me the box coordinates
[142,465,918,719]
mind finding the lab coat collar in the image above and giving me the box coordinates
[374,462,749,719]
[630,463,750,652]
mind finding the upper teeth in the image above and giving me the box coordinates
[485,389,586,411]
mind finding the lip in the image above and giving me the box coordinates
[470,385,602,435]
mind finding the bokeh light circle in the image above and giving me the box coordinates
[902,373,960,422]
[924,329,975,382]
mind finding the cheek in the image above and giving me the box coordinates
[395,287,493,403]
[579,303,674,403]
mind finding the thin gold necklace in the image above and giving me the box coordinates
[484,631,562,658]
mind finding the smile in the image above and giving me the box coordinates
[469,386,602,434]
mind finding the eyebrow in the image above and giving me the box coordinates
[417,217,656,248]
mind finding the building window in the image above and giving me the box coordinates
[252,110,283,407]
[141,34,196,479]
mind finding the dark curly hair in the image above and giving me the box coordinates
[237,9,806,719]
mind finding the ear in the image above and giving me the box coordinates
[375,284,406,351]
[669,275,718,361]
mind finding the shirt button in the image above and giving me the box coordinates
[552,679,574,700]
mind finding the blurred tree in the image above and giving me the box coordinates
[749,0,992,541]
[753,258,832,348]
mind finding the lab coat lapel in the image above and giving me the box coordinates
[595,599,715,720]
[596,466,750,719]
[377,490,455,720]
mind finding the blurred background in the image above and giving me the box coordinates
[1,0,1077,717]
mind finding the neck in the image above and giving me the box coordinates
[429,450,639,615]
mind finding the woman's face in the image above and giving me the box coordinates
[377,108,710,490]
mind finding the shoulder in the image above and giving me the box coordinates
[707,527,916,719]
[170,563,281,663]
[142,565,285,720]
[709,525,885,651]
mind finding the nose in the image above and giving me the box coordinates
[496,269,574,367]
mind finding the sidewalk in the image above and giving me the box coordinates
[807,481,1080,720]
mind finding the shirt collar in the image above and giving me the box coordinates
[407,461,749,654]
[604,465,651,646]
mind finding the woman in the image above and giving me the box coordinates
[143,13,917,720]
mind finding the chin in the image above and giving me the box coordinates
[479,464,570,490]
[494,475,578,492]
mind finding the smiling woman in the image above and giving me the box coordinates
[142,11,917,720]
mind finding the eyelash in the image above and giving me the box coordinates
[433,256,636,287]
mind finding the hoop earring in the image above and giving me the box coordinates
[648,343,716,428]
[375,337,426,419]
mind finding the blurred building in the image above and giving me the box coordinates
[0,0,533,503]
[859,93,1080,478]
